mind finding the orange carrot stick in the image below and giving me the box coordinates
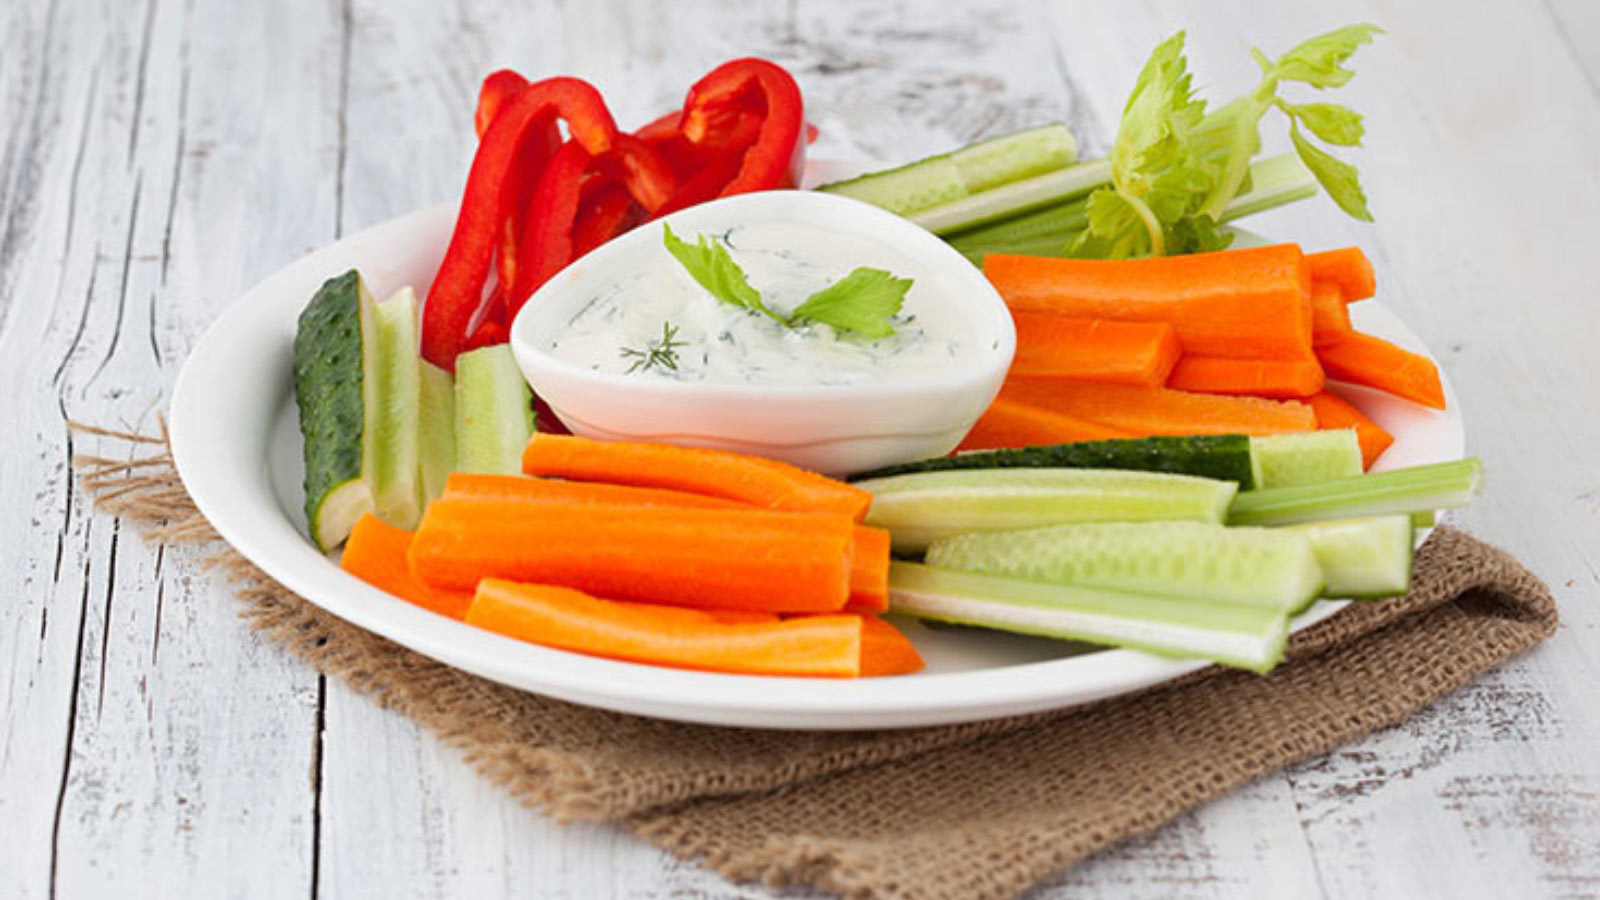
[1306,391,1395,469]
[858,614,924,676]
[984,245,1313,359]
[410,498,855,613]
[1164,354,1325,399]
[845,526,891,614]
[1009,312,1181,385]
[1306,247,1375,301]
[1316,331,1447,410]
[340,514,474,619]
[442,473,886,610]
[1310,281,1352,346]
[999,376,1317,436]
[958,397,1136,451]
[521,434,872,520]
[467,580,862,677]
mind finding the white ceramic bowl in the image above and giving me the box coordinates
[507,190,1016,475]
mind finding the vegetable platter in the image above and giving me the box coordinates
[171,29,1474,728]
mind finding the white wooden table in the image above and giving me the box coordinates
[5,0,1598,896]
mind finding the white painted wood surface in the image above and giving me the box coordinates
[3,0,1597,897]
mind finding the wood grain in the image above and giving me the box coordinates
[3,0,1597,898]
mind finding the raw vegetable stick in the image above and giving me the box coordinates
[984,245,1313,360]
[1310,281,1352,345]
[340,514,474,619]
[1164,354,1325,399]
[857,614,925,676]
[1316,331,1447,410]
[1009,313,1181,385]
[998,377,1317,436]
[467,580,863,677]
[1306,391,1394,468]
[1306,247,1376,301]
[521,434,873,520]
[958,397,1135,451]
[410,498,856,613]
[442,473,889,610]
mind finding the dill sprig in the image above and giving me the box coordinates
[620,321,686,374]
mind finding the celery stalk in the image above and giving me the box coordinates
[1228,458,1482,527]
[909,159,1111,235]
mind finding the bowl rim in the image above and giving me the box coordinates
[508,189,1017,401]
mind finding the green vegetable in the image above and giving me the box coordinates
[417,360,455,502]
[889,561,1289,673]
[857,467,1238,553]
[662,224,911,338]
[1283,515,1414,600]
[293,270,374,551]
[1069,24,1380,258]
[850,434,1257,488]
[1248,429,1363,490]
[454,344,534,475]
[619,321,686,373]
[908,159,1109,236]
[817,123,1078,218]
[1229,458,1482,527]
[364,286,424,530]
[925,521,1323,612]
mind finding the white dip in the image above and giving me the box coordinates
[545,222,983,386]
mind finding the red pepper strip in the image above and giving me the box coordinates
[679,58,806,195]
[506,139,593,319]
[805,121,819,145]
[600,134,679,214]
[653,147,747,217]
[463,318,508,351]
[422,77,618,370]
[474,70,529,139]
[493,118,561,307]
[572,180,637,258]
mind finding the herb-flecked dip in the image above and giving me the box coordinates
[545,223,978,386]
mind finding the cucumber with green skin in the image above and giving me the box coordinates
[454,344,534,475]
[293,270,375,551]
[850,434,1257,488]
[1283,515,1414,600]
[417,360,456,501]
[1249,429,1363,489]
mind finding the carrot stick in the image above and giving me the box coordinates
[410,498,855,613]
[340,514,474,619]
[845,526,891,614]
[999,376,1317,436]
[1164,354,1325,398]
[1306,391,1395,469]
[1310,281,1352,346]
[857,614,924,676]
[1306,247,1375,301]
[443,473,886,610]
[984,245,1313,359]
[467,580,862,677]
[958,397,1136,451]
[1316,331,1447,410]
[521,434,872,521]
[1009,312,1181,385]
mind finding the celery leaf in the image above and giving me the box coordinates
[1289,122,1373,221]
[1271,24,1384,89]
[789,268,912,339]
[662,224,782,324]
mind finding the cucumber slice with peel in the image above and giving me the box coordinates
[454,344,534,475]
[1229,458,1482,527]
[889,562,1289,673]
[851,434,1256,488]
[293,270,374,551]
[926,521,1322,611]
[365,287,423,529]
[1249,429,1363,489]
[1283,515,1414,600]
[858,468,1238,553]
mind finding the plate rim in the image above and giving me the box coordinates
[168,203,1465,730]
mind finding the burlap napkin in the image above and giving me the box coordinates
[75,425,1558,900]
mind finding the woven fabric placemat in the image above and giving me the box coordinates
[75,426,1558,900]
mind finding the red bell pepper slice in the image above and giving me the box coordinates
[506,139,594,318]
[599,134,679,214]
[573,179,639,258]
[474,70,529,139]
[678,58,806,196]
[422,77,618,370]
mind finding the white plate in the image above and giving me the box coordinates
[169,202,1464,730]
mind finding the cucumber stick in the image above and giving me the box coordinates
[1284,515,1414,600]
[851,434,1257,488]
[293,272,423,550]
[817,124,1076,219]
[1229,458,1482,527]
[454,344,533,475]
[1249,429,1363,490]
[418,360,455,501]
[926,521,1323,611]
[889,562,1289,673]
[910,158,1108,235]
[857,468,1238,553]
